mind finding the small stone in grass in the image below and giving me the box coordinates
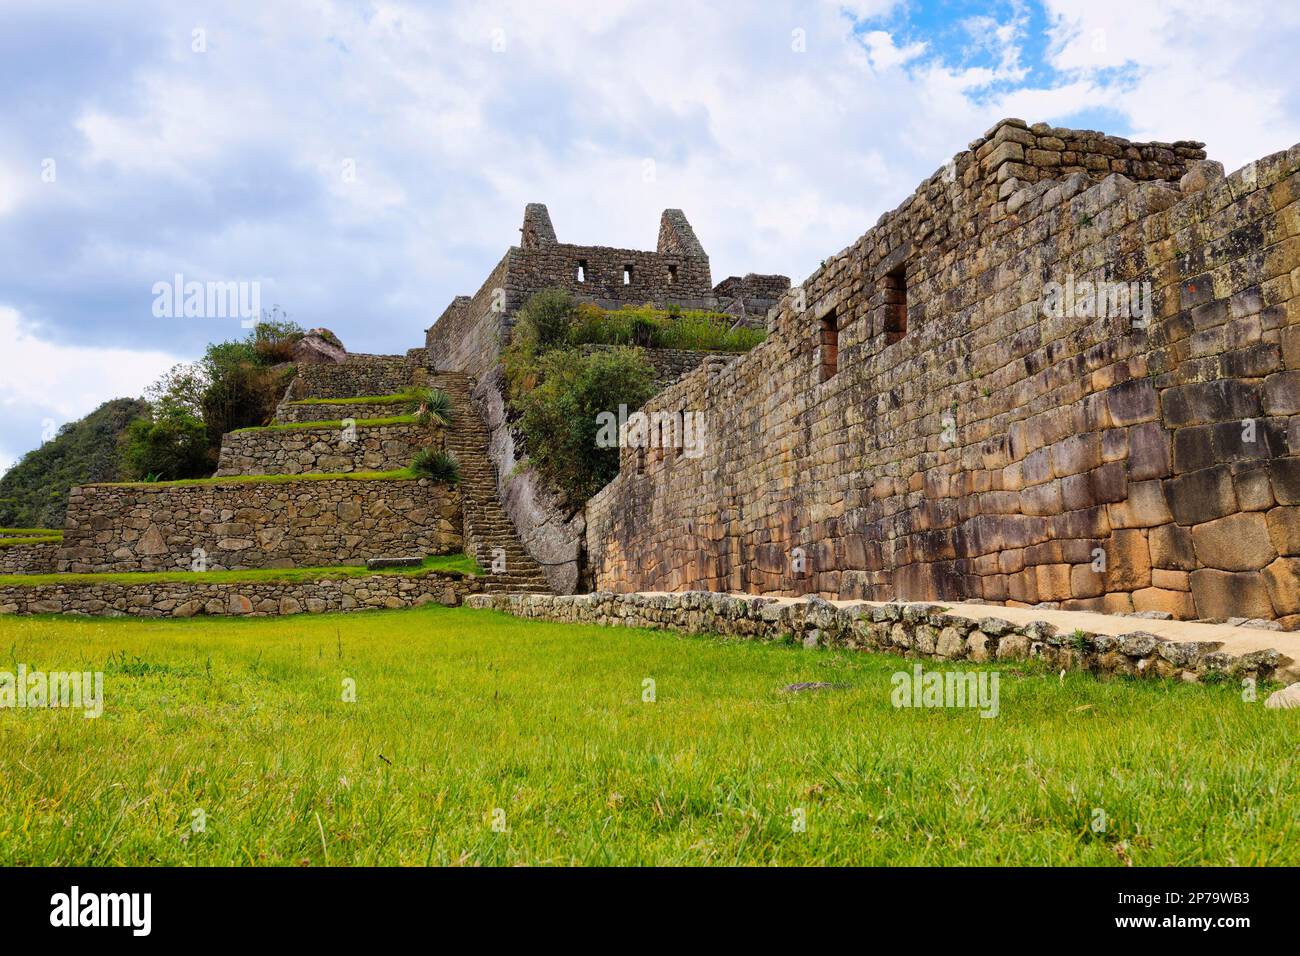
[1264,683,1300,709]
[783,682,850,693]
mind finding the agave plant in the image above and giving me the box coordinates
[407,387,454,428]
[410,447,460,484]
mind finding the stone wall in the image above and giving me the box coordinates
[466,591,1296,684]
[585,120,1300,625]
[713,273,791,328]
[425,253,515,382]
[0,540,58,574]
[293,357,417,399]
[215,422,438,476]
[58,477,461,572]
[274,400,411,424]
[424,207,715,383]
[0,570,480,618]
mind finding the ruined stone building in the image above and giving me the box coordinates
[428,119,1300,625]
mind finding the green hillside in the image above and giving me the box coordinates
[0,397,146,529]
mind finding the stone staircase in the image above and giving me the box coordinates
[437,373,551,594]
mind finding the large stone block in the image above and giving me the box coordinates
[1190,512,1277,570]
[1263,370,1300,415]
[1127,422,1171,479]
[1132,587,1196,618]
[1162,380,1261,427]
[1266,506,1300,555]
[1189,569,1275,619]
[1262,557,1300,615]
[1150,524,1197,570]
[1107,480,1172,528]
[1103,528,1152,592]
[1164,465,1237,525]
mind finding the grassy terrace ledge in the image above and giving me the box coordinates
[229,415,420,434]
[0,553,480,588]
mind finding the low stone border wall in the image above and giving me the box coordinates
[465,591,1297,684]
[0,571,481,618]
[215,422,437,476]
[0,540,59,574]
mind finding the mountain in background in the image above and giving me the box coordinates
[0,397,147,529]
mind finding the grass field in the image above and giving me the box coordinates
[0,605,1295,866]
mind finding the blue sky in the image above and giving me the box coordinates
[2,0,1298,474]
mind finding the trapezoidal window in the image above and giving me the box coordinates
[623,265,633,285]
[576,260,587,283]
[667,264,677,284]
[819,309,838,382]
[883,266,907,344]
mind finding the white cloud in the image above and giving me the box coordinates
[0,306,179,421]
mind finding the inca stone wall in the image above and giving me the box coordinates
[58,478,461,573]
[215,422,437,476]
[0,569,480,618]
[292,357,417,399]
[274,400,409,424]
[467,591,1297,685]
[713,273,792,327]
[586,119,1300,625]
[0,541,57,574]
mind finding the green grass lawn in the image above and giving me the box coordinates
[0,605,1294,866]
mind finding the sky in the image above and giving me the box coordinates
[2,0,1299,475]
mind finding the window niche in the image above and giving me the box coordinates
[819,309,838,381]
[883,266,908,344]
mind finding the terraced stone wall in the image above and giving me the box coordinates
[294,358,416,399]
[215,422,439,476]
[58,478,461,573]
[0,540,58,574]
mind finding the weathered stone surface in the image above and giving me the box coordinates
[1189,569,1276,620]
[1264,682,1300,709]
[290,328,349,365]
[1262,558,1300,616]
[56,478,461,573]
[1190,512,1277,571]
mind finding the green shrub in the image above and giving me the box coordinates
[251,312,306,364]
[121,406,210,482]
[514,288,578,350]
[410,448,461,484]
[407,387,454,428]
[515,347,655,502]
[566,301,763,351]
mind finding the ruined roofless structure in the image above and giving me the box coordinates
[423,117,1300,625]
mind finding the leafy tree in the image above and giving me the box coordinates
[514,346,655,502]
[120,404,210,481]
